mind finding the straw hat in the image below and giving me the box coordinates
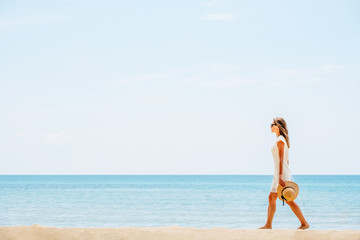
[277,181,299,205]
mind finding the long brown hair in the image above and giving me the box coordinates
[273,117,290,148]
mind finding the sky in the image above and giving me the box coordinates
[0,0,359,175]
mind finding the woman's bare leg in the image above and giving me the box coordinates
[286,200,309,229]
[258,192,278,229]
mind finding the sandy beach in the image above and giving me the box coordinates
[0,225,359,240]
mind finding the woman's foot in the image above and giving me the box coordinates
[258,224,272,229]
[298,222,309,230]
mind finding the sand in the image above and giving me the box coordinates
[0,225,359,240]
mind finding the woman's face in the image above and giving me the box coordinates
[270,121,278,133]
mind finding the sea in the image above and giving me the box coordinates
[0,175,359,230]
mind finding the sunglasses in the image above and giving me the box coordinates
[271,123,277,127]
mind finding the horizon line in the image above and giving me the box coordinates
[0,174,359,176]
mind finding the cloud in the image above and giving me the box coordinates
[110,63,346,89]
[270,69,313,80]
[0,15,71,28]
[320,65,346,74]
[195,77,261,87]
[185,63,262,86]
[199,13,236,21]
[44,132,74,145]
[14,130,29,138]
[110,63,261,88]
[110,73,178,85]
[201,0,221,7]
[13,130,32,143]
[266,64,347,86]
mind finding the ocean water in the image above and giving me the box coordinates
[0,175,359,230]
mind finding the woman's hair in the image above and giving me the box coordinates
[273,117,290,148]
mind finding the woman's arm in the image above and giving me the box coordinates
[277,140,286,187]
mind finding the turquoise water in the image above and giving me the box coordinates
[0,175,359,230]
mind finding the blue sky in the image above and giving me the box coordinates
[0,0,359,174]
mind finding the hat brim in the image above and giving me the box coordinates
[277,181,299,202]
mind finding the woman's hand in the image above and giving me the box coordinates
[279,176,286,187]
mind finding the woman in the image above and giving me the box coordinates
[259,117,309,230]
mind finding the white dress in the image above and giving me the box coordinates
[270,135,292,193]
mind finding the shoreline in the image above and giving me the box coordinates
[1,225,360,240]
